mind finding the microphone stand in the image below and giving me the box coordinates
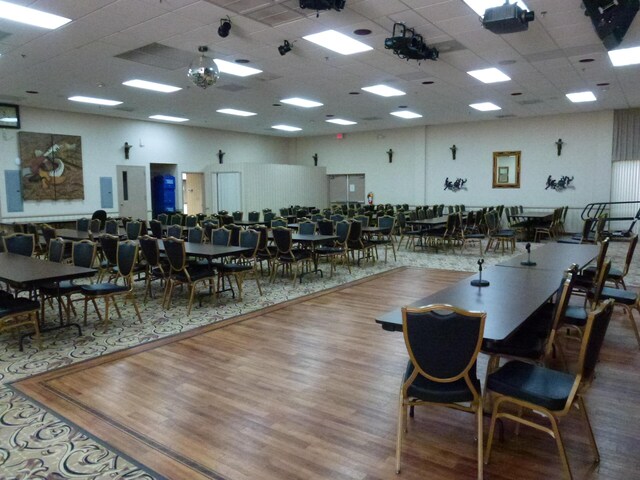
[520,242,537,266]
[470,258,490,287]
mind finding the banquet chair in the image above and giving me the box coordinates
[484,300,615,479]
[138,235,168,302]
[125,220,142,241]
[485,210,516,254]
[81,240,142,329]
[232,211,243,222]
[271,217,287,228]
[187,226,205,244]
[149,219,163,238]
[170,214,183,226]
[346,220,376,265]
[216,229,263,301]
[396,304,486,479]
[248,211,260,222]
[582,234,636,290]
[97,234,119,282]
[89,218,101,235]
[3,233,35,257]
[270,227,312,284]
[369,215,396,262]
[166,224,183,239]
[162,237,216,315]
[255,225,276,275]
[0,293,42,350]
[40,240,97,323]
[105,219,119,235]
[315,220,351,277]
[76,218,90,232]
[157,213,169,225]
[297,220,316,236]
[185,215,198,228]
[91,209,107,229]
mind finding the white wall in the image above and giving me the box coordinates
[290,111,614,231]
[0,107,289,221]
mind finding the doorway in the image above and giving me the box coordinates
[116,165,148,219]
[328,174,365,207]
[182,172,205,215]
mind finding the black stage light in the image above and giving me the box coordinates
[299,0,346,12]
[218,17,231,38]
[278,40,292,56]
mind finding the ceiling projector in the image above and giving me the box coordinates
[299,0,346,11]
[482,1,535,34]
[385,23,439,62]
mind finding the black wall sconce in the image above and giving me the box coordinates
[387,148,393,163]
[124,142,132,160]
[217,149,225,164]
[555,138,564,156]
[450,144,457,160]
[444,177,467,191]
[545,175,574,191]
[313,153,318,166]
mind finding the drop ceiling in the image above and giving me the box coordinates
[0,0,638,136]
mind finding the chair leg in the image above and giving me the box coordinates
[187,284,196,315]
[624,305,640,348]
[577,395,600,464]
[31,312,42,349]
[549,413,573,480]
[476,400,483,480]
[395,392,405,474]
[129,294,142,323]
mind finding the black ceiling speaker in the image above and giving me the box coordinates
[482,1,535,34]
[583,0,639,50]
[299,0,346,12]
[278,40,293,56]
[218,17,231,38]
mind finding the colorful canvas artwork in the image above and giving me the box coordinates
[18,131,84,200]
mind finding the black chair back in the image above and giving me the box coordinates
[232,211,243,221]
[272,227,293,254]
[402,305,485,382]
[100,234,119,266]
[248,211,260,222]
[581,299,615,383]
[149,219,163,238]
[185,215,198,228]
[298,221,316,235]
[167,224,182,239]
[48,237,66,263]
[72,240,97,268]
[239,229,260,258]
[211,227,231,246]
[157,213,168,225]
[318,219,334,236]
[336,221,351,244]
[126,221,142,240]
[92,209,107,229]
[187,226,205,243]
[263,211,276,223]
[89,218,101,234]
[104,219,119,235]
[591,259,612,304]
[76,218,90,232]
[378,215,395,233]
[3,233,34,257]
[163,237,187,272]
[139,235,161,267]
[41,225,56,250]
[170,214,183,226]
[347,220,362,247]
[117,241,139,279]
[271,217,287,228]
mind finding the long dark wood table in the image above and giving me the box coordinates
[156,241,251,259]
[375,243,599,341]
[495,243,599,273]
[55,228,126,240]
[0,252,97,346]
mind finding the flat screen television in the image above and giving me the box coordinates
[583,0,639,50]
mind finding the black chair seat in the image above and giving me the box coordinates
[40,280,81,295]
[278,250,312,262]
[315,246,345,255]
[81,283,129,296]
[465,233,486,239]
[173,266,214,282]
[403,361,479,404]
[0,290,14,300]
[487,361,574,411]
[0,297,40,316]
[600,286,637,305]
[582,265,623,279]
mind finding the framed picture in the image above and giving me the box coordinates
[0,103,20,129]
[498,166,509,184]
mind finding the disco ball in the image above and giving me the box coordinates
[187,46,219,89]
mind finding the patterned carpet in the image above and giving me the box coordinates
[1,239,636,479]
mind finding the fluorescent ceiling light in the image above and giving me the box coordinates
[1,117,17,123]
[214,59,262,77]
[469,102,501,111]
[0,0,71,29]
[216,108,257,117]
[149,115,189,122]
[390,111,423,119]
[608,46,640,66]
[326,118,357,125]
[467,67,511,83]
[122,79,181,93]
[566,91,596,103]
[272,124,302,132]
[280,97,323,108]
[462,0,530,17]
[361,85,406,97]
[303,30,373,55]
[68,96,122,106]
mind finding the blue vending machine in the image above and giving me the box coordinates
[152,175,176,218]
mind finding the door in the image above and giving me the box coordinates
[116,165,148,219]
[183,172,204,215]
[328,174,365,207]
[216,172,242,213]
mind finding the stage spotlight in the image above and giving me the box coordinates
[278,40,292,56]
[218,17,231,38]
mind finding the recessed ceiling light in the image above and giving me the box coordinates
[272,124,302,132]
[216,108,257,117]
[280,97,323,108]
[608,45,640,66]
[462,0,530,17]
[566,91,596,103]
[361,84,406,97]
[149,115,189,122]
[0,0,71,29]
[390,111,423,119]
[467,67,511,83]
[353,29,372,36]
[122,79,181,93]
[469,102,501,111]
[68,96,122,106]
[326,118,357,125]
[303,30,373,55]
[214,59,262,77]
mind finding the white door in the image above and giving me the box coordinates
[117,165,148,219]
[216,172,242,213]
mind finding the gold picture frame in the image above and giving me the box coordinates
[493,151,521,188]
[0,103,20,129]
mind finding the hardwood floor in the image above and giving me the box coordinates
[13,267,640,480]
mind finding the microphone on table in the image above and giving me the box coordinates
[470,258,490,287]
[520,242,537,266]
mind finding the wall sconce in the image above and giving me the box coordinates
[555,138,564,156]
[313,153,318,166]
[387,149,393,163]
[217,149,225,164]
[124,142,132,160]
[450,144,457,160]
